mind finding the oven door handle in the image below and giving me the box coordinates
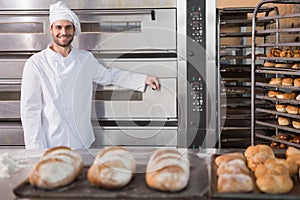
[76,9,156,20]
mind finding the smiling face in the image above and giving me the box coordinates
[50,20,75,48]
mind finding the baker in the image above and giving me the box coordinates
[20,1,160,149]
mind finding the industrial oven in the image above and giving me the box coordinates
[0,0,217,148]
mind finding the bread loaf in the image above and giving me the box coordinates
[264,62,276,67]
[217,159,250,176]
[87,146,136,189]
[269,78,282,85]
[255,159,294,194]
[217,173,253,193]
[29,146,83,190]
[286,105,298,114]
[214,152,246,166]
[244,145,275,171]
[145,149,190,192]
[292,63,300,69]
[275,104,286,112]
[268,90,282,98]
[276,92,297,100]
[278,116,291,126]
[282,78,293,86]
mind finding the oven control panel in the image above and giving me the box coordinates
[186,0,206,148]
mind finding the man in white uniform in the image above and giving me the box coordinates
[20,1,160,149]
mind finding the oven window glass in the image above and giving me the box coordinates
[0,22,43,33]
[81,21,141,33]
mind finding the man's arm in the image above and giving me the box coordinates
[20,60,46,149]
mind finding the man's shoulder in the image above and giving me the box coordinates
[73,48,93,56]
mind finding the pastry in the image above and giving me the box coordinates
[29,146,83,190]
[87,146,136,189]
[145,148,190,192]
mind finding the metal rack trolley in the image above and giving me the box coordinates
[251,0,300,148]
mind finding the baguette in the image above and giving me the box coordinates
[87,146,136,189]
[29,146,83,190]
[145,149,190,192]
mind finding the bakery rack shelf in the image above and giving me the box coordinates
[256,108,300,120]
[256,95,300,105]
[251,0,300,149]
[256,68,300,76]
[256,132,300,148]
[256,120,300,134]
[256,82,300,90]
[256,43,300,48]
[218,6,276,148]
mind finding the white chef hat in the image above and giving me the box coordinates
[49,1,81,35]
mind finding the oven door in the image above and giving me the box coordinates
[92,58,177,119]
[0,9,176,52]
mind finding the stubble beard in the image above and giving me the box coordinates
[53,34,74,48]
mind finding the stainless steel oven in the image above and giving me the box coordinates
[0,0,217,148]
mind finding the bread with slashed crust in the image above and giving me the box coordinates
[87,146,136,189]
[145,148,190,192]
[29,146,83,190]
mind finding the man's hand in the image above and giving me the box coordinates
[145,75,160,90]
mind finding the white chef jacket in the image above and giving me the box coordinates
[20,43,147,149]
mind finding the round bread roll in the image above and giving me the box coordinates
[294,78,300,87]
[292,120,300,129]
[264,62,276,67]
[29,146,83,190]
[278,116,291,126]
[145,148,190,192]
[286,105,298,114]
[268,90,283,98]
[275,104,287,112]
[87,146,136,189]
[282,78,293,86]
[269,78,282,85]
[275,63,292,68]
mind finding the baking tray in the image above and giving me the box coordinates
[210,154,300,199]
[13,153,208,199]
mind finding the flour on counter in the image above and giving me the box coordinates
[0,153,22,178]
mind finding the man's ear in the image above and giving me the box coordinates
[49,25,53,33]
